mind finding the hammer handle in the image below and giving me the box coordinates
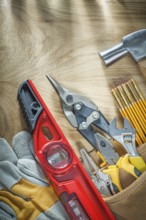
[138,60,146,79]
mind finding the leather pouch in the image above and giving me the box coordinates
[105,143,146,220]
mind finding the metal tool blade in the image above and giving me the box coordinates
[46,75,69,102]
[47,75,98,128]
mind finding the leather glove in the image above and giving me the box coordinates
[104,143,146,220]
[0,131,70,220]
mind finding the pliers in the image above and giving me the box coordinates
[80,148,118,197]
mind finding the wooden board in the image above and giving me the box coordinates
[0,0,146,157]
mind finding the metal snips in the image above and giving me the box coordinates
[47,75,119,166]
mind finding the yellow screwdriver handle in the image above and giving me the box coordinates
[103,166,122,193]
[129,156,146,173]
[117,155,141,179]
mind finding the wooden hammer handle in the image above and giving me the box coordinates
[138,60,146,79]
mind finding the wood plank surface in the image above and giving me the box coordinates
[0,0,146,157]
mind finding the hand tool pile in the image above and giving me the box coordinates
[47,75,146,198]
[112,79,146,146]
[4,28,145,220]
[17,80,115,220]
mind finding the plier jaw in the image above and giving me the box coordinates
[80,148,114,197]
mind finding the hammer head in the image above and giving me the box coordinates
[124,29,146,62]
[99,29,146,65]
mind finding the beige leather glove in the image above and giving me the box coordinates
[0,131,69,220]
[105,143,146,220]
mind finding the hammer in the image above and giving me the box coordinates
[99,29,146,78]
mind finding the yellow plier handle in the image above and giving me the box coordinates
[103,166,122,193]
[117,155,142,179]
[129,156,146,173]
[103,154,145,194]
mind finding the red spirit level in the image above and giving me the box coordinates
[17,80,115,220]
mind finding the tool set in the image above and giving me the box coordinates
[47,75,146,196]
[16,29,146,220]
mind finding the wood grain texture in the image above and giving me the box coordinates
[0,0,146,157]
